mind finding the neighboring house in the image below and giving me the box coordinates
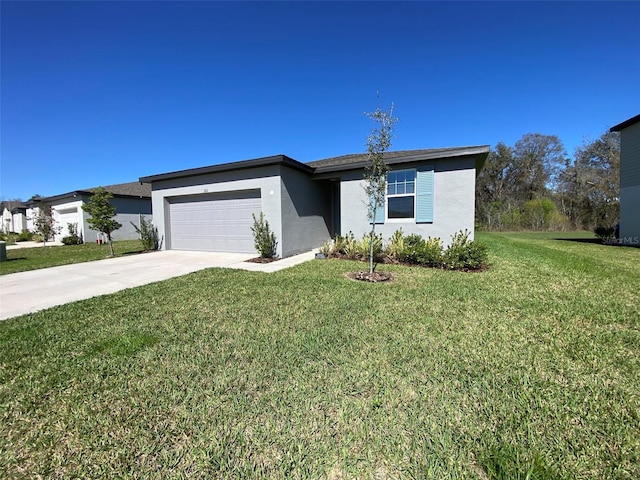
[139,146,489,258]
[611,114,640,246]
[31,182,152,242]
[1,201,29,233]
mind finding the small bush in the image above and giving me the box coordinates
[17,230,33,242]
[251,212,278,258]
[131,216,161,251]
[385,229,405,260]
[594,226,617,244]
[415,237,444,266]
[443,229,488,270]
[342,232,360,259]
[61,223,83,245]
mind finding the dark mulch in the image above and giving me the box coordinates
[346,270,393,283]
[246,257,279,264]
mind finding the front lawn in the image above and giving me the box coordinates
[1,233,638,478]
[0,240,143,275]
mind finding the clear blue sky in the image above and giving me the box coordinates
[1,1,639,201]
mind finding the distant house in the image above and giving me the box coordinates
[1,200,29,234]
[30,182,152,242]
[611,114,640,246]
[139,146,489,258]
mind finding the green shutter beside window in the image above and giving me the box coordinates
[416,166,434,223]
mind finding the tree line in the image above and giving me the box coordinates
[475,132,620,231]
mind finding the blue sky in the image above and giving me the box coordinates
[1,1,639,200]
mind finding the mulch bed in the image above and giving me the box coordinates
[246,257,279,264]
[345,270,394,283]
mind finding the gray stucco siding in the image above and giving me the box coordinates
[279,167,332,257]
[149,165,284,256]
[338,157,477,246]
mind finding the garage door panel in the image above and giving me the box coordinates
[168,191,261,253]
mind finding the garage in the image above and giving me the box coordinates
[168,190,261,253]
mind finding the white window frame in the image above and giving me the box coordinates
[386,168,416,222]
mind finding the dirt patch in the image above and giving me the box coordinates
[345,270,393,283]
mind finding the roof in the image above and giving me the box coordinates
[0,200,28,212]
[36,182,151,203]
[140,146,490,183]
[611,114,640,132]
[306,146,490,174]
[139,154,313,183]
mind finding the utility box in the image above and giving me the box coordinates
[0,241,6,262]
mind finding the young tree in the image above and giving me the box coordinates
[363,102,398,274]
[82,187,122,256]
[32,202,60,247]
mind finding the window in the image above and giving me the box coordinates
[387,169,415,219]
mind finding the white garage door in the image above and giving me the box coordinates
[168,190,261,253]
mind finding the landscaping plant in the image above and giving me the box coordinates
[131,215,161,251]
[251,212,277,258]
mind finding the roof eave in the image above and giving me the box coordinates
[312,146,490,175]
[610,114,640,132]
[139,154,313,183]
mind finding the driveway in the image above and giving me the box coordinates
[0,249,316,320]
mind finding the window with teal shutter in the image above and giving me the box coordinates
[416,166,434,223]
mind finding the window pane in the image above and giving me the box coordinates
[388,171,399,184]
[406,170,415,181]
[397,183,405,195]
[387,184,396,195]
[406,182,415,194]
[388,196,414,218]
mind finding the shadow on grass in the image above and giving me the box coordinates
[554,237,601,244]
[2,257,27,262]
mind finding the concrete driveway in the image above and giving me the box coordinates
[0,249,316,320]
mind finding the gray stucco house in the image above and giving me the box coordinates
[611,114,640,246]
[139,146,489,258]
[32,182,152,243]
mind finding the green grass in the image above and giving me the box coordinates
[1,232,638,479]
[0,240,143,275]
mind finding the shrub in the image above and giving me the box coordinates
[385,229,405,261]
[131,216,161,251]
[355,232,383,259]
[342,232,360,259]
[415,237,444,266]
[17,230,33,242]
[443,229,488,270]
[594,226,617,244]
[61,223,83,245]
[251,212,277,258]
[401,234,425,264]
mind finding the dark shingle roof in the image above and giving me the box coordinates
[37,182,151,203]
[306,146,490,174]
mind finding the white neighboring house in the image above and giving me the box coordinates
[17,182,152,242]
[611,113,640,246]
[1,201,29,234]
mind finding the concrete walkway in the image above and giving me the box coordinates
[0,249,317,320]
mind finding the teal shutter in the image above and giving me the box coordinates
[416,166,434,223]
[369,194,385,224]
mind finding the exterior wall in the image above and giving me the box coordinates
[2,208,13,232]
[338,157,477,246]
[619,185,640,246]
[279,166,332,256]
[620,122,640,189]
[150,165,284,257]
[619,122,640,246]
[51,200,84,241]
[12,212,27,232]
